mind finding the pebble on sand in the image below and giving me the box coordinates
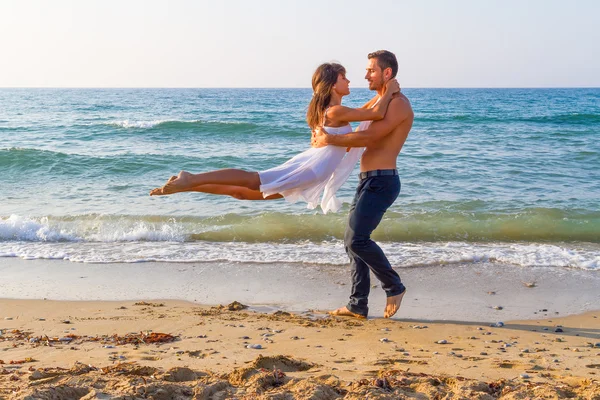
[246,344,263,349]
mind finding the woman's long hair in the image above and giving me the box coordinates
[306,63,346,132]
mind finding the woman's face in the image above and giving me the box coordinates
[334,73,350,96]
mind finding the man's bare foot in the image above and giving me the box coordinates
[150,171,193,196]
[384,290,406,318]
[328,306,366,319]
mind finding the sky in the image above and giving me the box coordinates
[1,0,598,88]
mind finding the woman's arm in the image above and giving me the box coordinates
[326,79,400,124]
[360,96,379,109]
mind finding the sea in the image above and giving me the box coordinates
[1,88,599,271]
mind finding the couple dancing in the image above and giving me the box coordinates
[151,50,414,319]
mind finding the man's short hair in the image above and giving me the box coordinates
[368,50,398,78]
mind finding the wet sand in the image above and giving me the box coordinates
[1,257,600,321]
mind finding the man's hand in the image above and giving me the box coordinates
[385,78,400,95]
[311,126,329,148]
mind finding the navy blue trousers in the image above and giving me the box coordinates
[345,174,405,317]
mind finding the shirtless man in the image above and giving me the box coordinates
[312,50,414,319]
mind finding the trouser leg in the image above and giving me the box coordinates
[345,176,405,316]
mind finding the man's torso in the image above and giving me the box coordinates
[360,94,414,172]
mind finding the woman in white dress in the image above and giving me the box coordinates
[150,63,399,213]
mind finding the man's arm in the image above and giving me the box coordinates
[313,97,412,148]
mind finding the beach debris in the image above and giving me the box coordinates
[595,343,600,348]
[240,336,250,340]
[133,301,165,307]
[487,291,496,295]
[436,340,448,344]
[492,306,503,310]
[4,317,12,320]
[379,338,390,343]
[223,301,248,311]
[61,320,71,324]
[520,373,531,379]
[480,352,488,356]
[37,318,46,321]
[246,344,263,349]
[374,377,392,390]
[522,281,537,288]
[9,357,36,364]
[492,321,505,327]
[555,328,564,332]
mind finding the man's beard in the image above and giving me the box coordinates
[369,79,384,91]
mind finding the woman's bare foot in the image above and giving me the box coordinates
[328,306,366,319]
[150,171,193,196]
[384,290,406,318]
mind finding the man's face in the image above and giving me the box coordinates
[364,58,387,91]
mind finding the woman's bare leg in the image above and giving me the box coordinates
[189,184,282,200]
[150,169,261,196]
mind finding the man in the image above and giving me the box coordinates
[312,50,414,319]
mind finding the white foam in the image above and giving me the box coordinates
[0,215,185,243]
[108,120,169,128]
[0,215,78,242]
[0,240,598,270]
[105,119,206,129]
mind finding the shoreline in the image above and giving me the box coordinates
[1,257,599,321]
[1,299,599,398]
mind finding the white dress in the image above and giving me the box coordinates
[259,121,371,214]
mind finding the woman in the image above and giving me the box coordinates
[150,63,399,213]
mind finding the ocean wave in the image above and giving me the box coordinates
[0,215,79,242]
[104,119,260,130]
[0,215,184,242]
[0,147,218,175]
[1,209,599,244]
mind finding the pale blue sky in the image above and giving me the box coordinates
[1,0,598,88]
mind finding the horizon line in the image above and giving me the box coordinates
[1,86,599,90]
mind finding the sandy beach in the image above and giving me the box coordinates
[1,299,599,399]
[1,259,600,399]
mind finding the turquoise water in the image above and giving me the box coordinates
[1,88,599,268]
